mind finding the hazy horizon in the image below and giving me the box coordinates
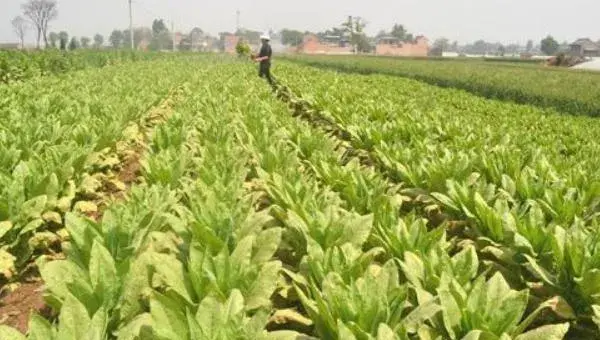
[1,0,598,46]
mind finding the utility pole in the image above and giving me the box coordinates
[236,10,240,32]
[128,0,134,49]
[172,21,176,52]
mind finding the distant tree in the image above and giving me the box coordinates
[497,44,506,56]
[541,35,559,55]
[152,19,168,35]
[80,36,90,48]
[217,32,232,51]
[49,31,59,48]
[68,36,79,50]
[376,24,414,42]
[189,27,204,49]
[178,35,192,51]
[122,29,149,49]
[190,27,203,36]
[341,16,367,53]
[109,30,123,48]
[131,27,153,49]
[376,30,387,38]
[11,16,29,49]
[433,38,450,52]
[93,33,104,48]
[235,29,261,45]
[429,38,449,56]
[526,39,534,52]
[505,44,520,55]
[280,29,304,46]
[451,41,459,52]
[473,40,487,54]
[390,24,407,40]
[317,27,345,40]
[58,31,68,50]
[122,29,131,48]
[150,19,171,50]
[559,40,570,53]
[354,34,372,53]
[22,0,58,48]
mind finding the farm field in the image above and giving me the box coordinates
[284,55,600,117]
[0,50,169,84]
[0,53,599,339]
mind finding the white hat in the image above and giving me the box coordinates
[260,33,270,41]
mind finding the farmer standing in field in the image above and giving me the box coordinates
[254,33,274,85]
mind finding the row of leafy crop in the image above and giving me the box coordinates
[0,57,208,285]
[205,62,570,339]
[244,80,572,339]
[0,50,170,84]
[0,58,571,340]
[275,62,600,218]
[283,55,600,117]
[0,62,256,338]
[274,62,600,337]
[0,60,332,339]
[230,61,572,339]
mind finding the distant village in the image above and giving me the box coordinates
[220,31,600,60]
[221,31,430,57]
[4,13,600,60]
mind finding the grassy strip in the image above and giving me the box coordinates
[283,55,600,117]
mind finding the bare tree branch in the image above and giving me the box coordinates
[22,0,58,49]
[11,16,29,49]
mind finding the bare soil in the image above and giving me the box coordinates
[0,282,52,334]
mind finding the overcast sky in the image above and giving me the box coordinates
[1,0,598,45]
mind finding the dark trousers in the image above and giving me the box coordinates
[259,63,273,85]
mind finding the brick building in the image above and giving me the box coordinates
[224,34,240,54]
[375,36,429,57]
[298,34,353,55]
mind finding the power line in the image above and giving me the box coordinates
[128,0,133,49]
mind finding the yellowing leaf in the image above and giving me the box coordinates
[79,174,102,195]
[28,231,60,250]
[0,221,13,239]
[514,323,569,340]
[268,308,313,327]
[57,196,74,213]
[42,211,62,225]
[0,249,16,279]
[74,201,98,214]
